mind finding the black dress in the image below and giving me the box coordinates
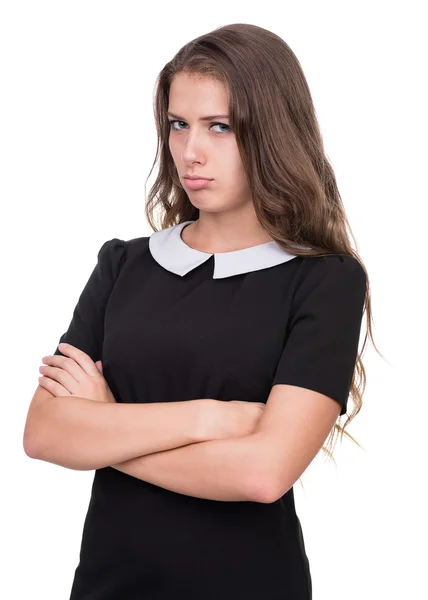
[53,220,366,599]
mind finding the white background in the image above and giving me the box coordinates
[2,1,427,598]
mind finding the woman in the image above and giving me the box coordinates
[23,23,379,599]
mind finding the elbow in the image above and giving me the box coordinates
[23,437,36,459]
[244,441,284,504]
[250,479,281,504]
[23,414,53,462]
[248,461,290,503]
[246,467,281,504]
[23,434,91,470]
[253,477,293,504]
[23,427,52,463]
[23,399,52,460]
[243,437,282,503]
[22,421,91,471]
[23,419,43,460]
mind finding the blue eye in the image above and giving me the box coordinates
[168,120,231,134]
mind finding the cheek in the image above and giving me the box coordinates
[168,137,176,158]
[227,157,249,190]
[230,146,246,173]
[219,145,242,173]
[169,134,182,158]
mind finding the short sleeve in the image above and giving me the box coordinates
[272,255,367,416]
[53,238,126,362]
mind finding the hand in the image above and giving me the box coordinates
[206,399,266,440]
[38,343,116,403]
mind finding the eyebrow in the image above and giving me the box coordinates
[167,112,229,121]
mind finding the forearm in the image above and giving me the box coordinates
[111,431,268,503]
[25,397,207,471]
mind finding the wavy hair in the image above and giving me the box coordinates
[144,23,383,460]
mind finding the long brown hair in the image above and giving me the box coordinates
[144,23,383,460]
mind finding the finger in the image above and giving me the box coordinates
[56,343,100,378]
[39,364,77,394]
[42,354,84,384]
[44,352,96,384]
[38,375,71,397]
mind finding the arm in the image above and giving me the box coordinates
[23,387,210,471]
[109,387,340,505]
[111,431,268,503]
[107,258,365,503]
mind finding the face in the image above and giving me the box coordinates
[167,72,252,213]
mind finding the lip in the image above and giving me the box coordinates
[183,178,212,190]
[184,174,213,180]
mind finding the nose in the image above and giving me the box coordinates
[181,129,206,164]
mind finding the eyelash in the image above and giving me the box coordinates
[167,120,231,134]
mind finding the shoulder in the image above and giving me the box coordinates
[97,237,127,258]
[299,253,365,280]
[292,253,367,302]
[95,236,149,284]
[98,235,151,262]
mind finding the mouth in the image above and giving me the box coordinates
[183,178,213,190]
[184,175,213,181]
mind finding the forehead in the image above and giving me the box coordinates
[168,72,229,114]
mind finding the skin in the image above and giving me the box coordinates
[35,74,341,502]
[167,71,274,252]
[38,343,114,402]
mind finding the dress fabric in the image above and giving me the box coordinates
[53,220,367,599]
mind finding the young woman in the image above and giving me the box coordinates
[23,23,379,600]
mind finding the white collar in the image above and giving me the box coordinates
[149,220,299,279]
